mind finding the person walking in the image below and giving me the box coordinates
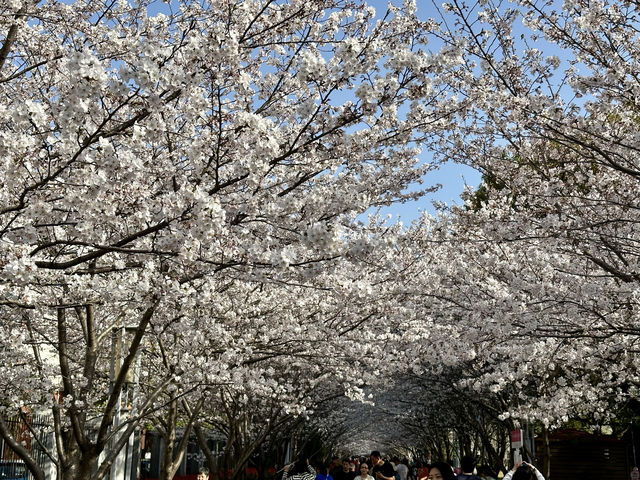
[426,462,455,480]
[476,465,497,480]
[395,459,408,480]
[354,463,374,480]
[502,461,545,480]
[316,464,333,480]
[334,459,357,480]
[370,451,395,480]
[457,456,482,480]
[283,459,317,480]
[415,461,428,480]
[197,468,210,480]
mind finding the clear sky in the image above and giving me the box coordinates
[385,161,482,222]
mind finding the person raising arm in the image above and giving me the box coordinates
[503,461,545,480]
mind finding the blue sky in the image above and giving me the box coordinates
[384,161,481,222]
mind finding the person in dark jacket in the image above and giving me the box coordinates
[333,459,356,480]
[370,452,395,480]
[457,456,481,480]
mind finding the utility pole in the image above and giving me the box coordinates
[109,326,142,480]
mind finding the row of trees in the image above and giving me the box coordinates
[412,0,640,432]
[0,0,438,478]
[338,0,640,475]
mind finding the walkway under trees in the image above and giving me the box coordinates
[1,0,640,479]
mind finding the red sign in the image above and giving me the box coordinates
[510,429,523,448]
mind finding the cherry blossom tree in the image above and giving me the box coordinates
[0,0,468,478]
[380,0,640,442]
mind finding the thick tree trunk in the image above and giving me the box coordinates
[159,397,181,480]
[195,422,219,474]
[542,426,551,480]
[157,395,205,480]
[74,452,100,480]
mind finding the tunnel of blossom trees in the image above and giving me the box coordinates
[1,0,640,479]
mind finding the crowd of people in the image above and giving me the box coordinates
[279,453,544,480]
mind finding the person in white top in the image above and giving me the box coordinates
[395,460,408,480]
[353,463,374,480]
[502,461,545,480]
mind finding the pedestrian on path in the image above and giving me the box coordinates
[316,464,333,480]
[415,461,428,480]
[395,459,409,480]
[502,461,545,480]
[476,465,497,480]
[197,468,210,480]
[334,459,357,480]
[458,456,482,480]
[370,451,395,480]
[426,462,455,480]
[354,463,374,480]
[283,459,317,480]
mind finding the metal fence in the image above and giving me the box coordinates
[1,414,54,480]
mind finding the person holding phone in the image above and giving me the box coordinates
[502,461,545,480]
[283,459,316,480]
